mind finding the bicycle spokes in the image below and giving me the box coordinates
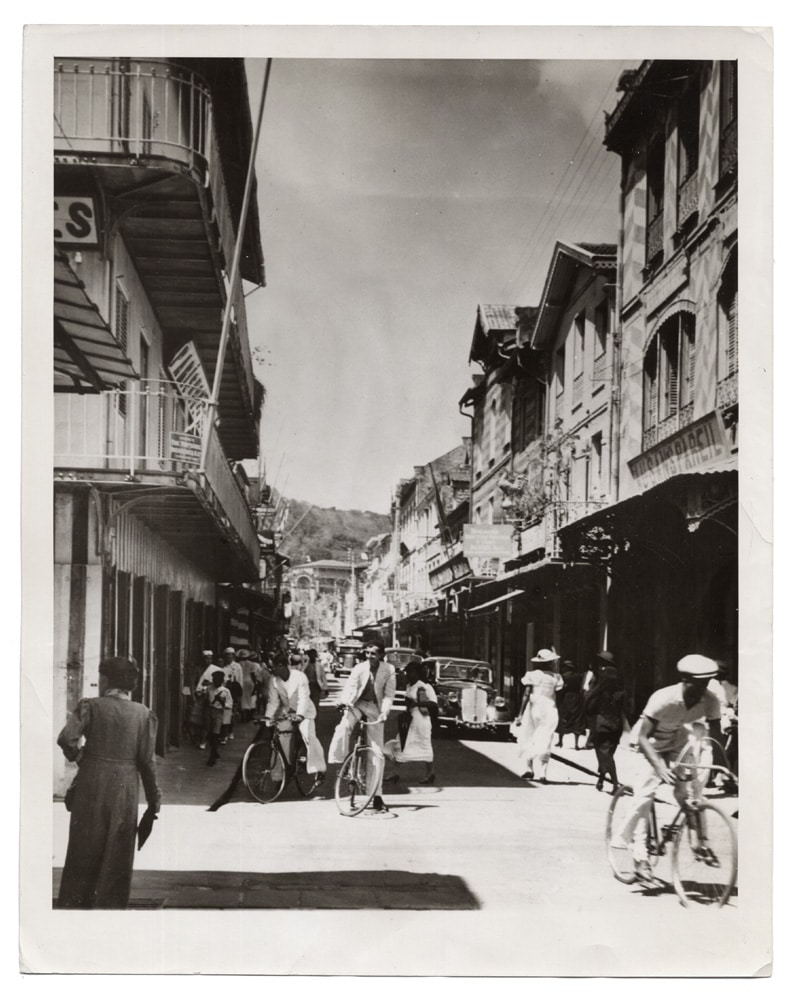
[673,803,737,907]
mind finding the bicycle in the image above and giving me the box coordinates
[334,716,384,817]
[241,716,323,803]
[606,733,738,907]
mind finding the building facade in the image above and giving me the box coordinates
[561,59,738,713]
[53,57,266,786]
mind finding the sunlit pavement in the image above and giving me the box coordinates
[51,678,749,973]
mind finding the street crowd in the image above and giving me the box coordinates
[54,640,738,908]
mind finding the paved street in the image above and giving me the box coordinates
[51,679,752,974]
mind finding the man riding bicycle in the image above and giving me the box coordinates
[618,653,723,884]
[264,655,326,782]
[328,641,396,813]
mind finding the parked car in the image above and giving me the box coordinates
[422,657,512,737]
[384,647,422,690]
[333,638,364,678]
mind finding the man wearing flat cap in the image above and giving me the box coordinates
[615,654,723,884]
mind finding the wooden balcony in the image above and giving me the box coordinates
[54,382,260,580]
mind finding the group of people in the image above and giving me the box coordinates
[514,647,627,788]
[514,646,738,813]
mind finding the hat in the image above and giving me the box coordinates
[677,654,719,679]
[223,646,235,654]
[202,649,214,657]
[596,650,615,664]
[531,648,559,664]
[237,650,249,660]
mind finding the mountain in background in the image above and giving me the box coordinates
[276,497,392,564]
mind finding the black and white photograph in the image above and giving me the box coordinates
[19,20,773,979]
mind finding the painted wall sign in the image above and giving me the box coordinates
[628,410,733,492]
[54,197,99,246]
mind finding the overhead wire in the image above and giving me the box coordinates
[498,70,623,304]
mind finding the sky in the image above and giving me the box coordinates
[242,56,629,514]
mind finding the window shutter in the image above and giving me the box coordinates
[687,327,696,405]
[727,290,738,376]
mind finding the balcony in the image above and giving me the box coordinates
[646,211,664,264]
[54,60,260,459]
[642,403,697,453]
[720,118,738,179]
[717,371,738,409]
[677,171,699,229]
[54,382,260,580]
[572,372,584,409]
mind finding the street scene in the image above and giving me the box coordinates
[27,24,773,979]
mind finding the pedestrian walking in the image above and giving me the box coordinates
[305,648,329,713]
[583,662,626,791]
[220,647,242,741]
[515,648,564,784]
[56,656,161,909]
[555,659,587,750]
[383,660,437,785]
[205,670,233,766]
[239,650,260,723]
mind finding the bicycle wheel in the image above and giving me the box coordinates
[605,785,638,883]
[672,802,737,907]
[334,746,380,816]
[242,741,287,804]
[294,744,321,798]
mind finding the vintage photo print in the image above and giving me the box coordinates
[20,23,773,977]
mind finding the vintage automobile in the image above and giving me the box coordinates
[384,647,422,690]
[333,638,364,678]
[422,657,512,737]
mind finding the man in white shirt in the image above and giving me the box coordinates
[618,654,723,883]
[328,641,396,812]
[265,657,326,779]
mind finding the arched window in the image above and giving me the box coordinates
[642,311,696,448]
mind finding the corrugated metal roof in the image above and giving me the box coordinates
[478,304,520,332]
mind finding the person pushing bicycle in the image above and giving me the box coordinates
[618,654,723,884]
[264,655,326,783]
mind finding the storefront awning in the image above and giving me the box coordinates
[468,589,524,615]
[54,249,139,391]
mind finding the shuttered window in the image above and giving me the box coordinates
[114,285,129,417]
[643,311,696,430]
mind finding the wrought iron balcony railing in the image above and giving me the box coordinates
[717,371,738,409]
[677,170,699,228]
[720,118,738,179]
[54,381,259,567]
[646,210,664,263]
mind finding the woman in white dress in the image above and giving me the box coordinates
[384,661,437,785]
[516,648,564,783]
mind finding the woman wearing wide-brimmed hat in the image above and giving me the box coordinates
[515,648,564,783]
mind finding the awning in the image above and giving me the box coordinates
[468,588,524,615]
[54,249,139,391]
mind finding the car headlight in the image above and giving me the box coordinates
[446,692,459,703]
[493,696,507,709]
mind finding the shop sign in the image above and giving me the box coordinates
[170,431,202,464]
[429,551,472,590]
[54,196,99,246]
[463,524,514,558]
[628,411,732,492]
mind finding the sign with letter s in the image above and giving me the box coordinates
[54,197,99,246]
